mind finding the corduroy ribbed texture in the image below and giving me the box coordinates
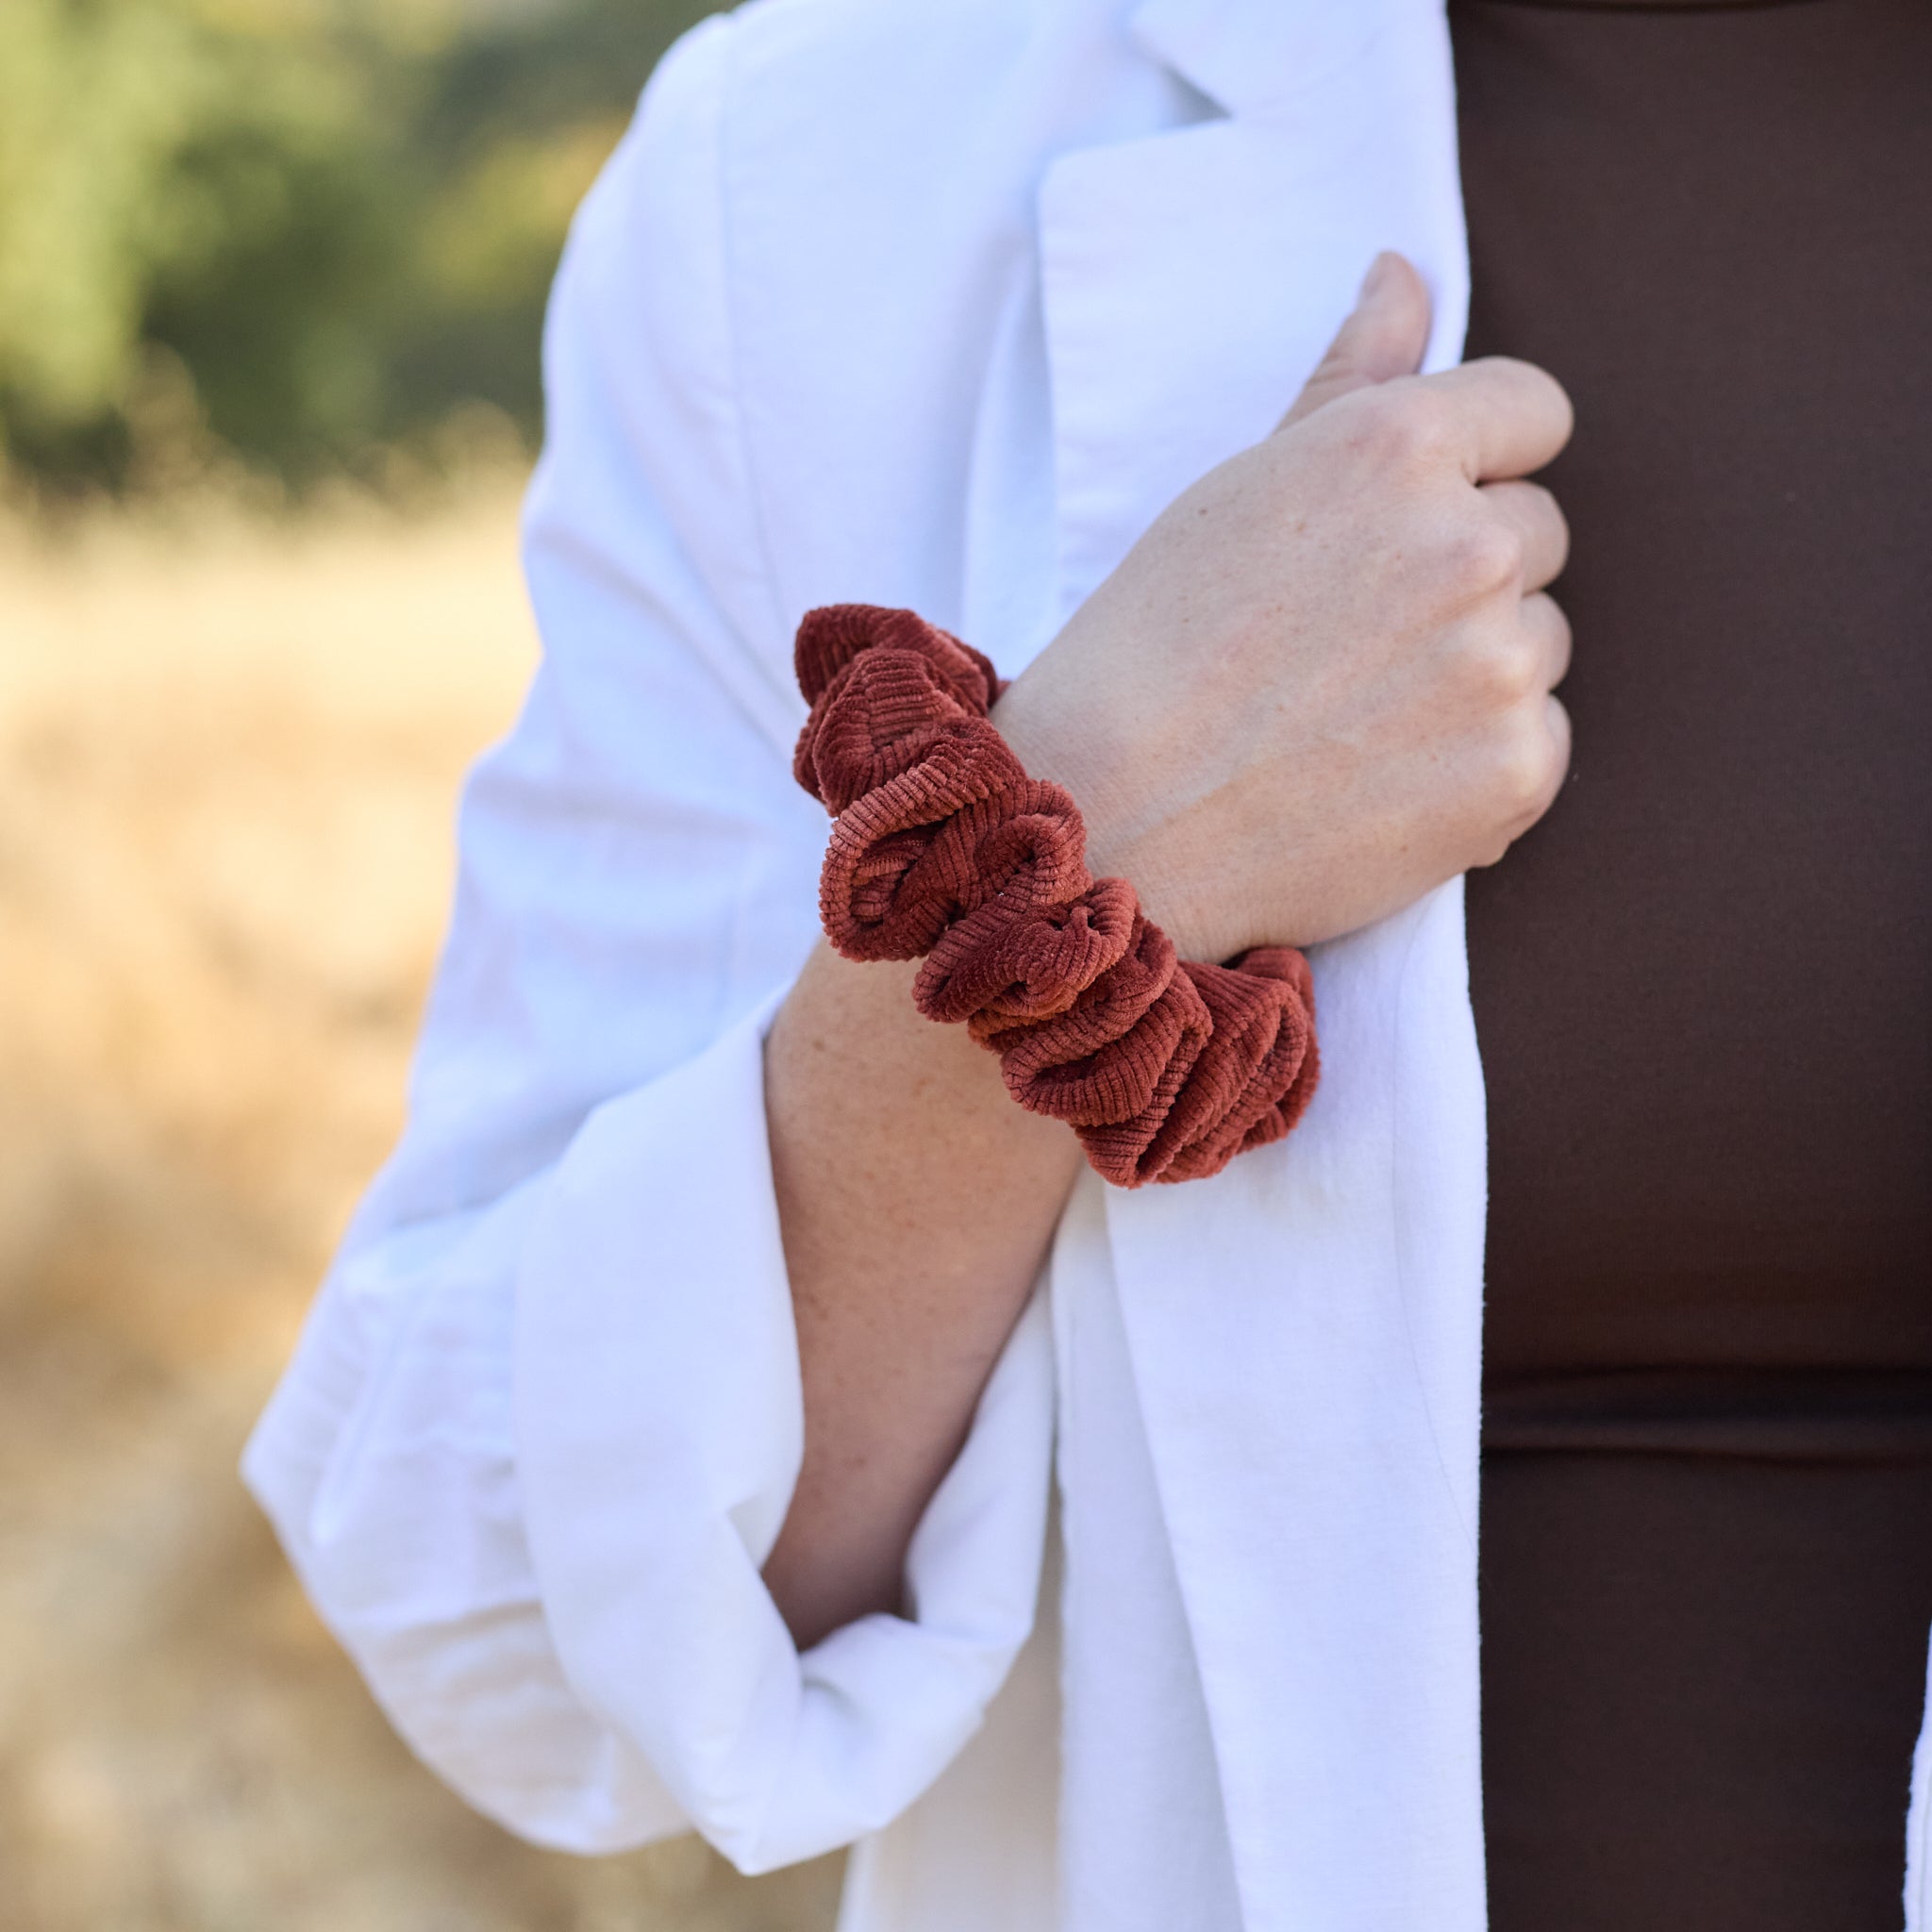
[792,605,1319,1187]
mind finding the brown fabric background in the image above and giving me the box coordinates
[1451,0,1932,1920]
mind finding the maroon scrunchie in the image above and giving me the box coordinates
[792,605,1319,1187]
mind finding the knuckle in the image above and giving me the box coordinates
[1351,384,1449,467]
[1442,517,1523,598]
[1491,716,1557,817]
[1508,478,1568,560]
[1472,826,1516,871]
[1464,626,1540,706]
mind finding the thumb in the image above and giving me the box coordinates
[1275,251,1432,432]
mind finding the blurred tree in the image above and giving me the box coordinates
[0,0,717,498]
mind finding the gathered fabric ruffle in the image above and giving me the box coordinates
[792,605,1319,1186]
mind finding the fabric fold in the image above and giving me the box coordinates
[515,998,1056,1873]
[247,995,1055,1871]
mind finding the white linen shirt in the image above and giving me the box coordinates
[243,0,1932,1924]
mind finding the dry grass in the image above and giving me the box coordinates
[0,487,841,1931]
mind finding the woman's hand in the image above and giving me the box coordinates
[995,252,1574,963]
[764,254,1574,1647]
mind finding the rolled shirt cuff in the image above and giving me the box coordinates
[515,992,1056,1873]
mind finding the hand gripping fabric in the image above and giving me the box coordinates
[792,606,1319,1187]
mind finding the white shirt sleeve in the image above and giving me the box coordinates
[241,14,1055,1873]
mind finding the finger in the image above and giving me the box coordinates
[1542,692,1574,801]
[1481,479,1570,592]
[1412,355,1574,483]
[1521,591,1573,690]
[1274,252,1433,433]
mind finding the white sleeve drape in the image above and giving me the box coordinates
[242,15,1055,1873]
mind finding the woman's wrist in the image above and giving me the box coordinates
[990,675,1213,962]
[791,606,1316,1187]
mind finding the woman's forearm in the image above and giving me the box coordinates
[761,940,1081,1648]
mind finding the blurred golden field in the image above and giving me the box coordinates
[0,488,840,1930]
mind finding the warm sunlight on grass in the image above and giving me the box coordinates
[0,489,841,1930]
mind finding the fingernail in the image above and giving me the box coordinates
[1358,252,1396,302]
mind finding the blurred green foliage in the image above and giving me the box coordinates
[0,0,718,498]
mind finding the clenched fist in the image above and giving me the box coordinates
[995,251,1574,963]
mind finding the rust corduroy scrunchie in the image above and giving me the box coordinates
[792,605,1319,1187]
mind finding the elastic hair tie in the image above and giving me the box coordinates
[792,605,1319,1187]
